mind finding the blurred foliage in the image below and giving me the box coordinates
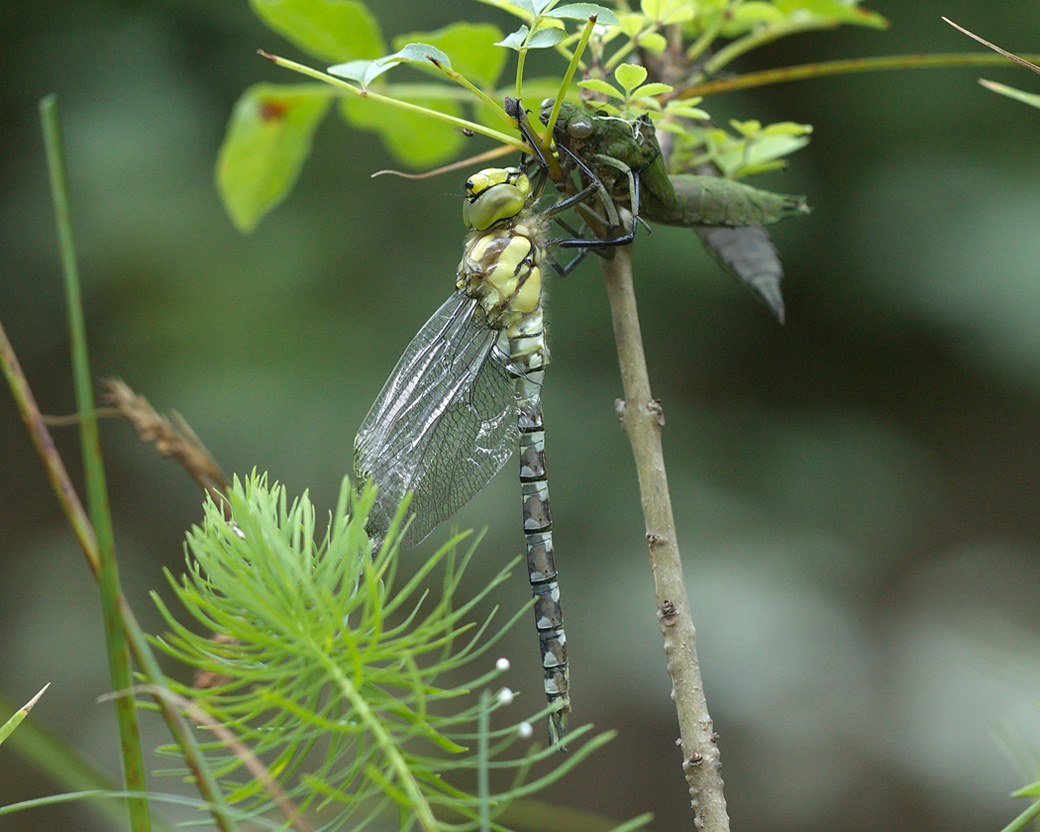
[5,1,1040,831]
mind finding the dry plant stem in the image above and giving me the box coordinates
[0,322,241,832]
[101,378,231,501]
[601,247,730,832]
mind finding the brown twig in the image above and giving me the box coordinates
[601,246,729,832]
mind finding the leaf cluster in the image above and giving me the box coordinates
[218,0,886,231]
[150,473,614,831]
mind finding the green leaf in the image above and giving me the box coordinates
[631,82,672,100]
[340,94,466,168]
[719,1,784,37]
[250,0,384,63]
[380,42,453,71]
[526,25,569,48]
[618,13,647,37]
[637,32,668,53]
[615,63,648,94]
[641,0,694,22]
[327,58,383,86]
[216,83,334,232]
[496,25,530,49]
[578,78,621,97]
[472,0,537,17]
[775,0,888,29]
[664,100,709,119]
[393,23,506,88]
[330,42,454,87]
[544,4,620,25]
[1012,780,1040,798]
[0,686,48,746]
[980,79,1040,110]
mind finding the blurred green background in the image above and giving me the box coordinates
[4,1,1040,830]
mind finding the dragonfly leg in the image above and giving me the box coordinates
[551,159,641,250]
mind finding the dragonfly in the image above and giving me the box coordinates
[354,100,633,746]
[543,99,809,321]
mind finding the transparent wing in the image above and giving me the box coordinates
[354,291,519,548]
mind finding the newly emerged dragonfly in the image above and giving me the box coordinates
[354,101,633,746]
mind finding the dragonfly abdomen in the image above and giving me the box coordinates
[515,376,569,746]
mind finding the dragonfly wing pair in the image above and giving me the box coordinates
[355,291,519,550]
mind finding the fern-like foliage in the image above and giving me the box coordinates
[149,473,615,832]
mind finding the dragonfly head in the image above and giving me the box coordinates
[463,167,531,231]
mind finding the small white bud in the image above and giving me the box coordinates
[495,657,510,671]
[497,687,514,705]
[518,722,534,739]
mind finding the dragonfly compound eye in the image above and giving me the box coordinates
[462,167,531,231]
[566,117,593,139]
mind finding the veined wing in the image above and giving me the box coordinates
[354,291,520,548]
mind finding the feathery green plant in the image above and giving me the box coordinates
[149,473,622,832]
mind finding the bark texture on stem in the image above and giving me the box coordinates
[601,246,730,832]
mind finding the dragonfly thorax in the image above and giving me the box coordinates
[457,222,544,334]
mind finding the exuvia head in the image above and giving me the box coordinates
[462,167,531,231]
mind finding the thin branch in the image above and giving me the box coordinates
[943,17,1040,75]
[600,246,729,832]
[683,52,1040,98]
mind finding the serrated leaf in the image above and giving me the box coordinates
[217,83,334,232]
[340,95,466,168]
[545,4,619,25]
[615,63,648,94]
[631,82,672,100]
[250,0,384,63]
[578,78,620,97]
[527,26,569,48]
[393,23,506,88]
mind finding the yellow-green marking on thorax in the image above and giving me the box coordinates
[458,167,546,332]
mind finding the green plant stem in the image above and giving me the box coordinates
[320,647,439,831]
[39,93,153,832]
[702,19,842,76]
[685,52,1040,97]
[1000,798,1040,832]
[477,691,491,832]
[12,95,241,832]
[0,318,239,831]
[260,52,524,150]
[600,245,729,832]
[541,15,598,156]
